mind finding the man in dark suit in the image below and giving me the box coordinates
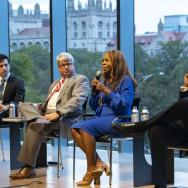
[9,52,89,180]
[0,54,25,118]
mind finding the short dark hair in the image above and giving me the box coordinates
[0,54,9,62]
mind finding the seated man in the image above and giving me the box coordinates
[9,52,89,179]
[0,54,25,119]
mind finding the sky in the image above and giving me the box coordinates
[10,0,188,34]
[10,0,49,13]
[135,0,188,34]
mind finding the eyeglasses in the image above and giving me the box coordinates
[58,62,73,68]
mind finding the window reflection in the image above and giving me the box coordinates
[135,0,188,116]
[9,0,51,102]
[66,0,117,81]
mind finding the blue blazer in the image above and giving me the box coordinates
[89,75,134,117]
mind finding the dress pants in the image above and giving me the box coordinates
[147,98,188,186]
[17,117,74,167]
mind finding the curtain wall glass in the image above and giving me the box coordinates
[66,0,117,80]
[135,0,188,117]
[9,0,51,102]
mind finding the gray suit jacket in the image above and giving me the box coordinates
[47,73,89,117]
[29,73,90,138]
[20,73,89,136]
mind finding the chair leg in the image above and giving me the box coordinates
[73,141,76,180]
[105,139,113,185]
[107,146,110,163]
[57,124,64,178]
[57,135,60,177]
[59,146,62,166]
[0,129,5,161]
[109,138,112,185]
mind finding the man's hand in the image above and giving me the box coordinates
[43,112,60,121]
[0,104,8,112]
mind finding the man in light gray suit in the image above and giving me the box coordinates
[9,52,90,179]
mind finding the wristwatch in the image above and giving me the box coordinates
[56,111,63,117]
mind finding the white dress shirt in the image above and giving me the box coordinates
[0,73,10,96]
[47,78,66,111]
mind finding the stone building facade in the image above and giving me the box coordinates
[9,0,117,52]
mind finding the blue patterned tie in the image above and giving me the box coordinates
[0,79,5,100]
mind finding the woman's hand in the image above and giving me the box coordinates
[91,78,111,95]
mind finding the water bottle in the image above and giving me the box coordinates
[131,106,139,123]
[141,106,149,121]
[17,102,22,118]
[9,101,15,118]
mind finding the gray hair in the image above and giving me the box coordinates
[56,52,74,64]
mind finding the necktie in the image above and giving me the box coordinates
[0,79,5,100]
[40,79,65,115]
[47,79,65,100]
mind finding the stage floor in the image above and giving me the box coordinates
[0,130,188,188]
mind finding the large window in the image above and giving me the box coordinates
[66,0,117,81]
[9,0,51,102]
[0,0,134,152]
[135,0,188,116]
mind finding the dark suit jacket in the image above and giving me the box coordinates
[0,74,25,118]
[179,90,188,99]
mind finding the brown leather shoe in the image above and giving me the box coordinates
[9,167,36,179]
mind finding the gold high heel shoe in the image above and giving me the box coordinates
[96,160,111,176]
[103,164,110,176]
[76,168,103,186]
[94,177,100,185]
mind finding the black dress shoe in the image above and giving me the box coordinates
[9,167,36,179]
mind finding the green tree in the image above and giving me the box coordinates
[10,45,51,102]
[156,40,188,73]
[135,44,158,82]
[68,49,101,81]
[136,40,188,116]
[10,52,34,84]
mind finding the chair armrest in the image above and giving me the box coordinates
[117,115,131,121]
[82,113,95,118]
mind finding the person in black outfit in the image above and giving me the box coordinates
[0,54,25,119]
[117,73,188,188]
[147,73,188,188]
[147,100,188,188]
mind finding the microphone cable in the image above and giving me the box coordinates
[0,180,44,188]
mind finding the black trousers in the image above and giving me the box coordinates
[147,98,188,186]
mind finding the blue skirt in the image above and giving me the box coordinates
[71,115,125,138]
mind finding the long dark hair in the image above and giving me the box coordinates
[102,50,137,90]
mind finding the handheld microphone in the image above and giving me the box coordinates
[91,71,101,95]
